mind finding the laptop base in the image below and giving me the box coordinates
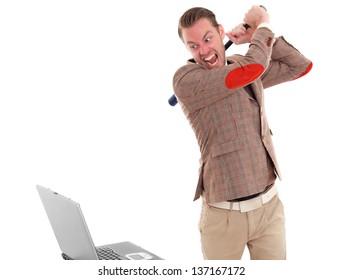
[61,241,163,260]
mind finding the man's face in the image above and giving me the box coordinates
[181,18,226,69]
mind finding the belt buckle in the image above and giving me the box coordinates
[262,192,271,204]
[239,197,262,213]
[261,185,277,204]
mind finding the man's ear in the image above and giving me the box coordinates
[218,24,225,40]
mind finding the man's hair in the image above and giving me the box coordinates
[178,7,220,41]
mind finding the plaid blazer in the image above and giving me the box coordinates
[173,27,312,203]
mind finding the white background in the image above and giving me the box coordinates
[1,0,342,278]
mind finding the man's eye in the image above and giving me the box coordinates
[190,45,198,50]
[205,36,212,42]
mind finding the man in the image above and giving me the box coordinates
[173,6,312,260]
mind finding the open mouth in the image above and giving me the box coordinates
[204,54,218,66]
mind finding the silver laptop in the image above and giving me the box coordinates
[36,185,162,260]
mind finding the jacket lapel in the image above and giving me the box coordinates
[249,82,263,108]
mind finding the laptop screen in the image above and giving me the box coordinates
[36,185,99,260]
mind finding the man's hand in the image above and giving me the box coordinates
[226,5,270,45]
[226,23,252,45]
[244,5,269,29]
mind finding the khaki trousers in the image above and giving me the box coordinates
[199,195,286,260]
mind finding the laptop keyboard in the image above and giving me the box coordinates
[96,247,122,260]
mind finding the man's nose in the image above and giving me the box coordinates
[199,45,209,55]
